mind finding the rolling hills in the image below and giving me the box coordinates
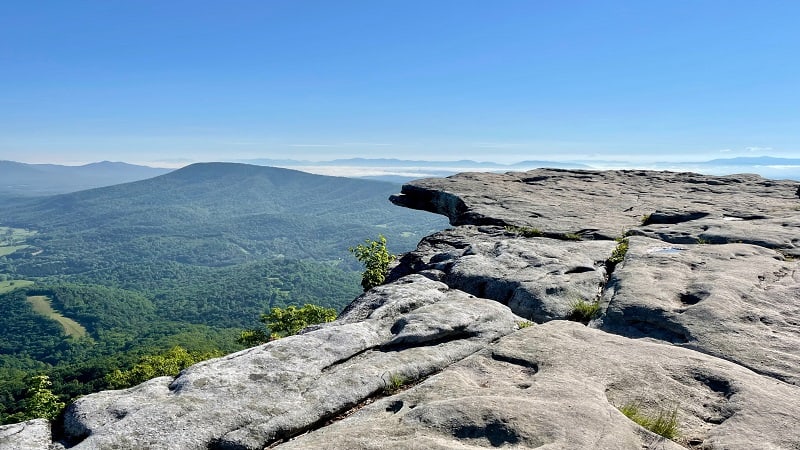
[0,160,172,197]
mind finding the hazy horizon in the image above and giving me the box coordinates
[5,154,800,183]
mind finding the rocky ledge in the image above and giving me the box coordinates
[3,169,799,450]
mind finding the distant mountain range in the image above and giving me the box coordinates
[645,156,800,180]
[0,161,446,359]
[1,156,797,200]
[3,162,446,267]
[238,157,591,169]
[236,156,800,182]
[0,160,172,197]
[696,156,800,166]
[235,158,594,183]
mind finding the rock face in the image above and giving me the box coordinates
[2,168,799,449]
[0,420,53,450]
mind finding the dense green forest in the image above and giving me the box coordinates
[0,163,446,424]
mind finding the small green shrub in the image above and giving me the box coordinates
[640,214,652,225]
[350,235,395,291]
[239,304,338,345]
[22,375,65,421]
[562,233,582,241]
[238,328,270,346]
[619,402,679,439]
[106,346,222,389]
[608,237,629,264]
[696,237,709,245]
[516,320,534,329]
[262,304,337,338]
[505,225,544,237]
[383,372,406,395]
[568,299,601,323]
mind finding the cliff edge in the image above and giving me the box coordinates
[3,169,799,449]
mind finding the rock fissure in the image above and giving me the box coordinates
[318,345,380,374]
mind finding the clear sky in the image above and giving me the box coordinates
[1,1,798,166]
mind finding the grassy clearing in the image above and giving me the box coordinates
[26,295,88,339]
[0,245,29,257]
[0,279,34,294]
[0,226,37,243]
[0,226,36,257]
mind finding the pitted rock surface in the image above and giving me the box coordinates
[3,169,798,449]
[599,236,800,386]
[387,225,616,322]
[391,169,800,255]
[275,322,800,450]
[0,420,55,450]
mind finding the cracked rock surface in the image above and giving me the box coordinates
[276,321,800,450]
[3,168,799,449]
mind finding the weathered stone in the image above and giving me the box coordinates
[275,321,800,449]
[389,225,616,322]
[0,419,54,450]
[598,235,800,385]
[391,169,800,255]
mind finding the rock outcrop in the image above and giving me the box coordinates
[3,168,799,449]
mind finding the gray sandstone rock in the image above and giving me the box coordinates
[388,225,616,322]
[391,169,800,255]
[599,236,800,385]
[0,419,54,450]
[275,321,800,450]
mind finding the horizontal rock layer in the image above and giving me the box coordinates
[3,168,799,449]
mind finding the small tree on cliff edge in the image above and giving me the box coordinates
[350,235,395,291]
[238,304,337,346]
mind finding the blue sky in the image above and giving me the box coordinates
[1,1,798,166]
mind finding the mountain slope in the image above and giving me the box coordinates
[3,163,446,269]
[0,160,172,197]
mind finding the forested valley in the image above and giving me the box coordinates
[0,162,447,424]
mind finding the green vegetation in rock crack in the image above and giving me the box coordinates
[350,235,396,291]
[618,402,680,440]
[516,320,534,329]
[567,298,601,324]
[382,372,408,395]
[505,225,544,237]
[562,233,582,241]
[16,375,65,422]
[105,345,222,389]
[239,304,338,345]
[608,237,629,265]
[696,238,709,245]
[640,213,652,225]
